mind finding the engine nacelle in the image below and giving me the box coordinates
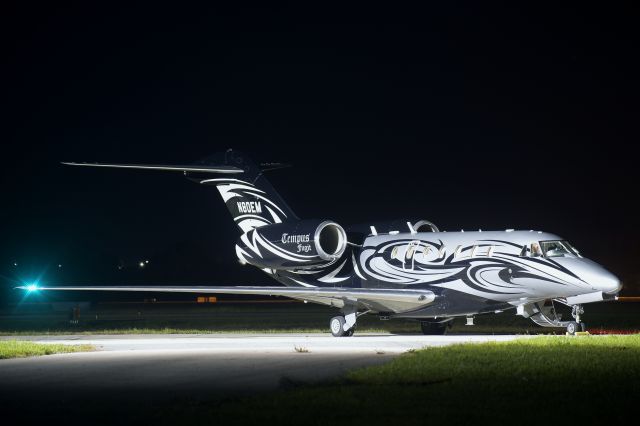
[374,219,439,233]
[235,220,347,270]
[348,219,439,236]
[412,219,439,233]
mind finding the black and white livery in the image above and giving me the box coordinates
[21,150,622,336]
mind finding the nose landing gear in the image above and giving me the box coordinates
[566,304,586,335]
[524,300,588,334]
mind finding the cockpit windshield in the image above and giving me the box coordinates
[540,240,579,258]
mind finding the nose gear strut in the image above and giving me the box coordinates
[566,304,586,335]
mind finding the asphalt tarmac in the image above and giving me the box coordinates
[0,334,521,424]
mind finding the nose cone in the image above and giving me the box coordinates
[577,259,622,294]
[553,257,622,294]
[598,271,622,294]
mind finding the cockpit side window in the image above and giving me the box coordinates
[566,241,582,258]
[540,240,578,258]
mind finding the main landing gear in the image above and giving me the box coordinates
[330,316,355,337]
[566,304,586,335]
[420,319,452,335]
[330,306,368,337]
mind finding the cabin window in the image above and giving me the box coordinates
[475,245,492,257]
[416,245,441,263]
[406,244,417,260]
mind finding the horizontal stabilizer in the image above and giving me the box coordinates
[61,162,244,174]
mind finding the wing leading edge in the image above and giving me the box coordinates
[16,285,435,313]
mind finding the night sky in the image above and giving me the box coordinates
[1,4,638,303]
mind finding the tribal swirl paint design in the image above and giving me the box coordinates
[357,239,587,299]
[202,178,288,233]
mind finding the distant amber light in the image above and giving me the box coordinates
[196,296,217,303]
[616,297,640,302]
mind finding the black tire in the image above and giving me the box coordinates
[330,316,346,337]
[420,321,447,335]
[344,328,355,337]
[566,321,579,335]
[580,322,586,332]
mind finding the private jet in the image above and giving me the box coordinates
[19,150,622,336]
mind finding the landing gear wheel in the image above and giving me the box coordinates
[566,321,579,335]
[344,327,355,337]
[580,322,586,332]
[420,321,447,335]
[330,316,346,337]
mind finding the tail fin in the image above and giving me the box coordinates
[194,149,298,233]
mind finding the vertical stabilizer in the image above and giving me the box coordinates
[195,149,298,233]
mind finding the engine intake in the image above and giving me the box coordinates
[412,220,439,233]
[315,221,346,260]
[236,220,347,270]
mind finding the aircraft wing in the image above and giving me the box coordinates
[61,162,243,174]
[16,285,436,312]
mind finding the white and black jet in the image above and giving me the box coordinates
[19,150,622,336]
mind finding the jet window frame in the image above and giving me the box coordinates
[405,241,419,261]
[475,245,493,257]
[519,245,528,257]
[539,240,579,258]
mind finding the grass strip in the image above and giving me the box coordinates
[0,340,95,359]
[172,335,640,425]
